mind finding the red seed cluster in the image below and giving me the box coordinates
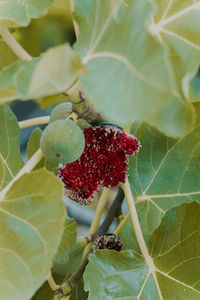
[58,125,140,205]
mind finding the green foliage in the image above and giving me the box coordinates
[53,237,86,275]
[84,250,148,299]
[0,0,53,28]
[85,202,200,299]
[0,104,24,190]
[40,119,85,163]
[0,44,87,103]
[73,0,195,136]
[0,0,200,299]
[53,217,77,271]
[152,0,200,100]
[120,112,200,252]
[27,128,58,173]
[0,168,66,300]
[50,102,73,122]
[0,40,18,70]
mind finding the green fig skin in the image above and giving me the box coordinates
[50,102,73,122]
[40,120,85,163]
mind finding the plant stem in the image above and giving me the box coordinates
[19,116,50,129]
[0,148,43,201]
[48,274,60,291]
[83,188,110,257]
[70,0,79,38]
[122,179,150,259]
[0,27,32,61]
[114,213,130,235]
[122,178,159,284]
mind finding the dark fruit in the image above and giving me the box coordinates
[93,234,123,252]
[58,125,140,204]
[50,102,73,122]
[40,120,85,163]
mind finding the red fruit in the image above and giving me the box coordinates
[58,125,140,205]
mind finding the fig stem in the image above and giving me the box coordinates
[0,27,32,61]
[47,274,60,291]
[122,179,162,297]
[19,116,50,128]
[114,213,130,235]
[82,188,111,257]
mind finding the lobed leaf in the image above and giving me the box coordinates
[85,202,200,299]
[74,0,195,137]
[0,168,66,300]
[150,0,200,100]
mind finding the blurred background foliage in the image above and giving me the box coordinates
[15,0,75,57]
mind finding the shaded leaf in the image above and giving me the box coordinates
[0,39,18,70]
[53,217,77,271]
[74,0,194,136]
[71,278,88,300]
[31,281,53,300]
[53,237,86,275]
[0,168,66,300]
[27,128,58,174]
[0,104,24,191]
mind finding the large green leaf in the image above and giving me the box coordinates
[74,0,194,137]
[150,0,200,100]
[0,168,66,300]
[0,104,24,191]
[84,250,150,299]
[85,202,200,299]
[0,0,53,28]
[0,43,87,104]
[121,115,200,252]
[27,128,58,174]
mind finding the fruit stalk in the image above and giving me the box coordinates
[83,188,110,257]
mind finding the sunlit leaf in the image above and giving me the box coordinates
[74,0,194,136]
[0,44,87,104]
[0,168,66,300]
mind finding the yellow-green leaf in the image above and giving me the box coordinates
[0,168,66,300]
[0,44,87,104]
[0,104,24,191]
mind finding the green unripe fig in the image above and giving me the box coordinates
[50,102,73,122]
[40,120,85,163]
